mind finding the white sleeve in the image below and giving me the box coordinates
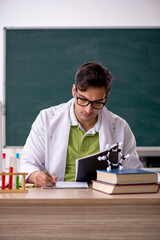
[20,112,45,179]
[122,123,143,169]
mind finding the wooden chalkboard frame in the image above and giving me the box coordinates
[3,27,160,148]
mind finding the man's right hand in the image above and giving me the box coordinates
[27,171,57,187]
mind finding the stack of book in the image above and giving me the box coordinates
[92,169,160,194]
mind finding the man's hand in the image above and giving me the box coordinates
[27,171,57,187]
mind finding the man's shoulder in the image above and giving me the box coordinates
[102,107,127,125]
[40,99,73,118]
[40,102,66,115]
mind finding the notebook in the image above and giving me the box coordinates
[42,181,88,189]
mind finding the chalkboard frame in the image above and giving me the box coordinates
[3,27,160,148]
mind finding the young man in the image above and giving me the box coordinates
[20,62,143,187]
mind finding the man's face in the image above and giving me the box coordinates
[72,84,107,127]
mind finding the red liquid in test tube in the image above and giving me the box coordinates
[9,167,13,189]
[2,153,6,190]
[2,175,5,189]
[9,154,14,189]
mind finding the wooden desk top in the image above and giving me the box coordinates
[0,187,160,205]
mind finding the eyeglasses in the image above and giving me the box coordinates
[75,90,106,110]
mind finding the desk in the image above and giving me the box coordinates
[0,188,160,240]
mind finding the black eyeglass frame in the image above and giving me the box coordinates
[75,88,107,110]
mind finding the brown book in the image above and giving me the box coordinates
[92,180,160,195]
[96,169,158,185]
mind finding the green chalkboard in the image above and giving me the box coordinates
[5,28,160,146]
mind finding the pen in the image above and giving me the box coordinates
[41,163,55,185]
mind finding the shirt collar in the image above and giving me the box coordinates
[70,101,102,134]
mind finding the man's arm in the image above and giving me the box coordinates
[20,111,58,187]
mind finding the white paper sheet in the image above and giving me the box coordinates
[42,181,88,189]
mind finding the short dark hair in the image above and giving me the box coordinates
[75,62,114,95]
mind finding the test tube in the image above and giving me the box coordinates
[16,153,20,189]
[2,153,6,189]
[13,153,17,188]
[9,154,14,189]
[16,174,20,189]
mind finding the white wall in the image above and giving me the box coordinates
[0,0,160,162]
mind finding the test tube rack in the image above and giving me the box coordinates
[0,172,28,193]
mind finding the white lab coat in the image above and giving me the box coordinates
[20,98,143,180]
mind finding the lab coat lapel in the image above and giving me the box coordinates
[49,99,73,180]
[99,107,115,151]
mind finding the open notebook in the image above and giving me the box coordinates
[42,181,88,189]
